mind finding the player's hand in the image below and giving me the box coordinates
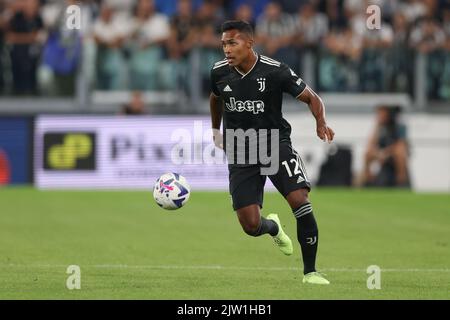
[316,121,335,143]
[212,128,223,149]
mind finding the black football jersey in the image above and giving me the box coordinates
[210,54,306,143]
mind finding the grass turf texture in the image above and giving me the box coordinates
[0,187,449,299]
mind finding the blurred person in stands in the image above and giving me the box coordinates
[225,0,269,21]
[102,0,136,22]
[353,5,394,92]
[128,0,170,90]
[439,4,450,100]
[0,0,8,93]
[293,2,328,76]
[196,0,224,93]
[409,17,446,100]
[294,2,328,51]
[233,4,255,29]
[154,0,203,17]
[277,0,309,13]
[399,0,428,24]
[362,105,410,188]
[386,12,413,94]
[320,23,362,92]
[41,0,85,96]
[5,0,44,95]
[165,0,197,91]
[120,91,147,115]
[317,0,345,30]
[93,4,127,90]
[255,2,298,72]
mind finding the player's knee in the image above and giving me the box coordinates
[287,188,310,209]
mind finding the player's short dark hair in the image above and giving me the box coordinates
[221,20,254,38]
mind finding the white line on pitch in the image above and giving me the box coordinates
[0,264,449,272]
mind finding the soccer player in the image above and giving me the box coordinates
[210,21,335,285]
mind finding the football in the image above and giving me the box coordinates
[153,172,191,210]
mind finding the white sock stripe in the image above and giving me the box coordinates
[294,204,312,216]
[294,205,312,214]
[294,208,312,217]
[295,207,312,216]
[294,207,311,216]
[295,209,312,218]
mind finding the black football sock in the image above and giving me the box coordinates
[293,203,318,274]
[250,217,279,237]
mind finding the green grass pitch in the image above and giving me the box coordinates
[0,187,449,299]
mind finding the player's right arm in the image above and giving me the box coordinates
[297,86,335,143]
[279,64,334,143]
[210,93,224,149]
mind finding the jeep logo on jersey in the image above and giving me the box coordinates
[225,97,265,114]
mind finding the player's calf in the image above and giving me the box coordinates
[237,205,278,237]
[293,202,319,275]
[241,216,279,237]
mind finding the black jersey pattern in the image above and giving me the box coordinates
[210,54,307,143]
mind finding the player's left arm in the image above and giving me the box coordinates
[297,86,335,143]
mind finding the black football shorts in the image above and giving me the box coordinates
[228,142,311,210]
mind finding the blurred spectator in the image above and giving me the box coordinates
[367,0,399,23]
[362,105,410,188]
[292,2,328,78]
[233,3,255,28]
[439,5,450,100]
[167,0,197,60]
[103,0,136,20]
[256,2,298,71]
[410,18,447,99]
[386,12,413,93]
[276,0,309,13]
[120,91,147,115]
[317,0,346,30]
[319,24,362,91]
[155,0,203,17]
[0,0,8,92]
[443,5,450,41]
[355,7,394,92]
[128,0,170,90]
[93,4,127,90]
[409,18,445,53]
[226,0,270,20]
[196,0,223,93]
[5,0,44,95]
[294,2,328,50]
[399,0,428,23]
[0,0,444,100]
[165,0,197,92]
[41,0,83,96]
[343,0,365,20]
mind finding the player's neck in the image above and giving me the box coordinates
[235,51,257,75]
